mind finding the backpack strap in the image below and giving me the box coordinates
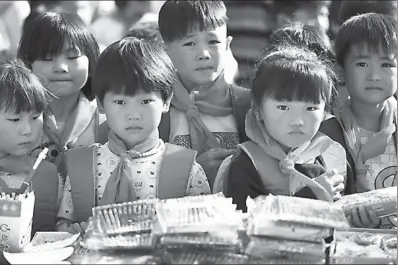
[159,112,171,143]
[229,85,251,143]
[65,145,97,222]
[158,143,196,200]
[31,161,59,234]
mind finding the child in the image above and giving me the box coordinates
[273,0,331,35]
[263,23,356,195]
[221,46,347,212]
[338,0,397,24]
[0,57,59,234]
[334,13,397,229]
[157,0,251,188]
[56,37,210,234]
[18,12,105,165]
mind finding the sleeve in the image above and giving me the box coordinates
[185,162,211,196]
[225,151,267,212]
[56,176,76,229]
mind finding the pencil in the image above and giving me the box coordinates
[18,147,49,194]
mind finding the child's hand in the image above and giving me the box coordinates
[349,206,380,228]
[196,148,235,187]
[61,222,88,234]
[314,169,345,200]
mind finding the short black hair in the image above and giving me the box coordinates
[18,12,100,100]
[268,22,334,64]
[334,13,397,67]
[252,45,335,111]
[0,56,51,114]
[338,0,397,24]
[92,37,175,104]
[158,0,228,43]
[125,20,163,44]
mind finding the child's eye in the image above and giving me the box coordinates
[142,99,154,104]
[381,63,396,68]
[6,118,19,122]
[67,56,79,60]
[32,115,40,120]
[306,107,319,111]
[183,42,195,47]
[356,62,367,67]
[277,105,289,110]
[209,40,221,45]
[113,100,126,105]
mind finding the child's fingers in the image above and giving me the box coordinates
[332,183,345,193]
[70,223,84,234]
[330,173,344,186]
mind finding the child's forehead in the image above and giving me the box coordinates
[181,24,226,39]
[348,43,397,60]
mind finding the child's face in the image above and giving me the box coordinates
[0,109,43,157]
[100,89,169,150]
[259,97,325,152]
[165,24,232,89]
[32,40,89,99]
[343,44,397,105]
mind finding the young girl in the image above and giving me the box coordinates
[218,46,348,212]
[0,57,59,233]
[17,12,104,165]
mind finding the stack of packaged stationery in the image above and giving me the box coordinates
[245,195,350,264]
[81,198,159,251]
[152,193,249,264]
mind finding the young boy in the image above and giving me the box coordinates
[157,0,251,188]
[334,13,397,229]
[0,57,59,234]
[56,37,210,234]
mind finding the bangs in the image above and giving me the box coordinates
[335,13,397,66]
[253,63,331,104]
[159,1,227,42]
[19,12,99,71]
[0,67,50,114]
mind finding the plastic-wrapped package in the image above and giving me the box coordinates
[153,194,243,252]
[160,250,249,264]
[157,233,242,252]
[247,195,349,238]
[245,236,325,260]
[81,199,158,250]
[334,187,397,221]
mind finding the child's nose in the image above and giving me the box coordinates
[367,65,381,81]
[53,58,68,73]
[19,122,33,135]
[196,46,211,61]
[126,111,141,121]
[290,115,304,127]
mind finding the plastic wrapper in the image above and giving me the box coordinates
[160,250,249,265]
[247,195,349,238]
[157,233,242,252]
[154,200,241,235]
[81,199,158,250]
[334,187,397,222]
[245,236,325,260]
[330,228,397,264]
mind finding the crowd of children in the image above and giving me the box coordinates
[0,0,396,244]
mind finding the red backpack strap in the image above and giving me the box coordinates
[158,143,197,199]
[65,145,97,222]
[31,161,59,234]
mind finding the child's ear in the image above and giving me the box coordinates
[226,36,233,51]
[162,97,171,113]
[96,98,105,114]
